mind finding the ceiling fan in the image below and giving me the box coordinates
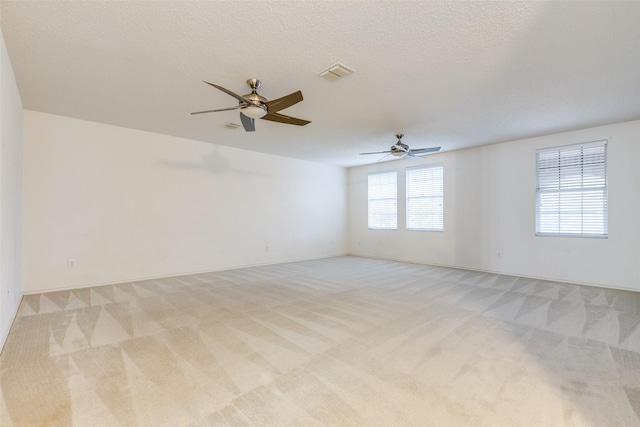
[191,78,311,132]
[360,134,441,161]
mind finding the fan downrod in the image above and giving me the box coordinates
[247,78,262,92]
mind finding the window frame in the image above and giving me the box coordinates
[405,163,444,232]
[535,140,608,238]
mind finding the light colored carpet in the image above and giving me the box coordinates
[1,256,639,426]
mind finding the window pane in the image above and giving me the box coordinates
[368,171,397,229]
[406,164,443,231]
[535,141,607,237]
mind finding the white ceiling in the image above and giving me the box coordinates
[2,1,639,167]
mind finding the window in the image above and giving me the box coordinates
[406,164,444,231]
[368,170,397,229]
[536,141,607,237]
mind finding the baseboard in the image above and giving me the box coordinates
[345,252,639,293]
[0,293,23,354]
[22,253,350,295]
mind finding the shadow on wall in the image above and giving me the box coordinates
[158,147,266,177]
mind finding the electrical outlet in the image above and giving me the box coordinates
[497,251,503,259]
[68,259,77,269]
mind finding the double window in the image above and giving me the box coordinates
[367,165,444,230]
[535,141,607,237]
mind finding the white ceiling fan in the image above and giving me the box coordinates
[360,134,440,161]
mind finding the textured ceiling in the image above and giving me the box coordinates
[2,1,640,167]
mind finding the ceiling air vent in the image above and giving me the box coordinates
[224,122,241,129]
[318,62,354,81]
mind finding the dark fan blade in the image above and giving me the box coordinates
[261,112,310,126]
[191,106,241,115]
[265,91,303,113]
[360,150,392,155]
[409,146,441,155]
[203,81,250,104]
[240,112,255,132]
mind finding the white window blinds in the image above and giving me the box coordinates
[406,164,444,231]
[368,171,397,229]
[536,141,607,237]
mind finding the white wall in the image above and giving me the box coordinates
[349,120,640,291]
[16,100,640,297]
[23,111,347,292]
[0,29,23,350]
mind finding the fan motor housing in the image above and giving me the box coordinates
[242,92,267,105]
[391,142,409,156]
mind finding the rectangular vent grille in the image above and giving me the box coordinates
[318,62,354,81]
[224,122,241,129]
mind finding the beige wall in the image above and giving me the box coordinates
[349,120,640,291]
[23,111,348,292]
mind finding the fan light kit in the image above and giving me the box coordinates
[242,106,267,119]
[191,78,310,132]
[360,134,441,161]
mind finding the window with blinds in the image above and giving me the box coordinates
[406,164,444,231]
[535,141,607,237]
[368,170,397,229]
